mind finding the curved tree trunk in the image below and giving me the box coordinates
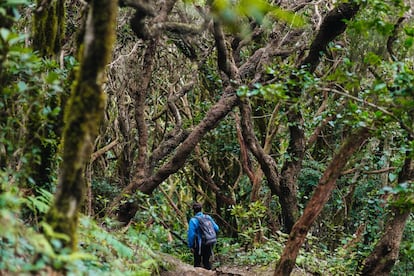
[239,1,360,233]
[110,8,242,222]
[274,127,370,276]
[361,156,413,275]
[279,1,360,233]
[45,0,118,250]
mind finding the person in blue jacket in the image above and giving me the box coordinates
[187,202,219,270]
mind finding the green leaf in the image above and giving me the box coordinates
[404,37,413,49]
[17,81,27,92]
[364,52,382,66]
[5,0,30,5]
[389,173,398,182]
[45,71,60,84]
[374,83,386,91]
[56,252,97,262]
[0,28,10,41]
[236,85,249,97]
[28,232,56,257]
[237,0,271,23]
[404,27,414,36]
[270,7,306,27]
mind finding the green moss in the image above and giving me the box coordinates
[45,0,118,251]
[48,82,105,248]
[45,198,79,249]
[80,0,118,82]
[32,0,65,57]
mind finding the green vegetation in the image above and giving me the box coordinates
[1,0,413,275]
[3,186,411,275]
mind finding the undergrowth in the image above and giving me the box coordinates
[1,187,411,275]
[0,189,166,275]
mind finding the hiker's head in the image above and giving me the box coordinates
[192,202,202,214]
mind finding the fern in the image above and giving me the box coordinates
[23,188,53,215]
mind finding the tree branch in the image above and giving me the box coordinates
[341,166,397,175]
[90,139,119,163]
[239,100,281,196]
[327,86,414,138]
[138,86,239,194]
[275,127,371,275]
[301,2,360,72]
[213,21,238,80]
[387,16,406,61]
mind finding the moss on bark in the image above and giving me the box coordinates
[32,0,65,57]
[45,0,118,250]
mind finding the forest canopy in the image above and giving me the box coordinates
[0,0,413,275]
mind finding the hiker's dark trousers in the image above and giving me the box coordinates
[194,243,213,270]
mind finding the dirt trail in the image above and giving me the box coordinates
[159,253,311,275]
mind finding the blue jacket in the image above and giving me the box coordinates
[187,212,219,249]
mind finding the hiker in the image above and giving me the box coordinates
[187,202,219,270]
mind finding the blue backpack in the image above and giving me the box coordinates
[196,215,217,246]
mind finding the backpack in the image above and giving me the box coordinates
[196,215,217,246]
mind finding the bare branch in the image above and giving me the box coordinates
[239,100,281,196]
[90,139,119,163]
[213,21,238,80]
[341,166,397,175]
[120,0,155,16]
[327,87,414,138]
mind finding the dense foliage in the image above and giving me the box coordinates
[1,0,413,275]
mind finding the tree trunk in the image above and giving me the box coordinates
[238,1,360,233]
[274,127,370,275]
[45,0,118,250]
[361,157,414,275]
[279,110,305,232]
[110,10,242,222]
[361,208,410,275]
[279,2,360,233]
[33,0,65,57]
[27,0,66,189]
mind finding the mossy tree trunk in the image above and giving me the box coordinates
[29,0,66,189]
[32,0,65,57]
[45,0,118,250]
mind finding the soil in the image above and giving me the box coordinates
[158,254,312,276]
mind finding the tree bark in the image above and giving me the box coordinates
[278,109,305,232]
[274,127,370,275]
[361,156,413,275]
[27,0,66,189]
[111,11,242,222]
[237,1,360,233]
[45,0,118,250]
[301,2,360,72]
[279,2,360,233]
[33,0,65,57]
[137,88,239,194]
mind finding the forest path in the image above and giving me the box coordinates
[159,253,312,275]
